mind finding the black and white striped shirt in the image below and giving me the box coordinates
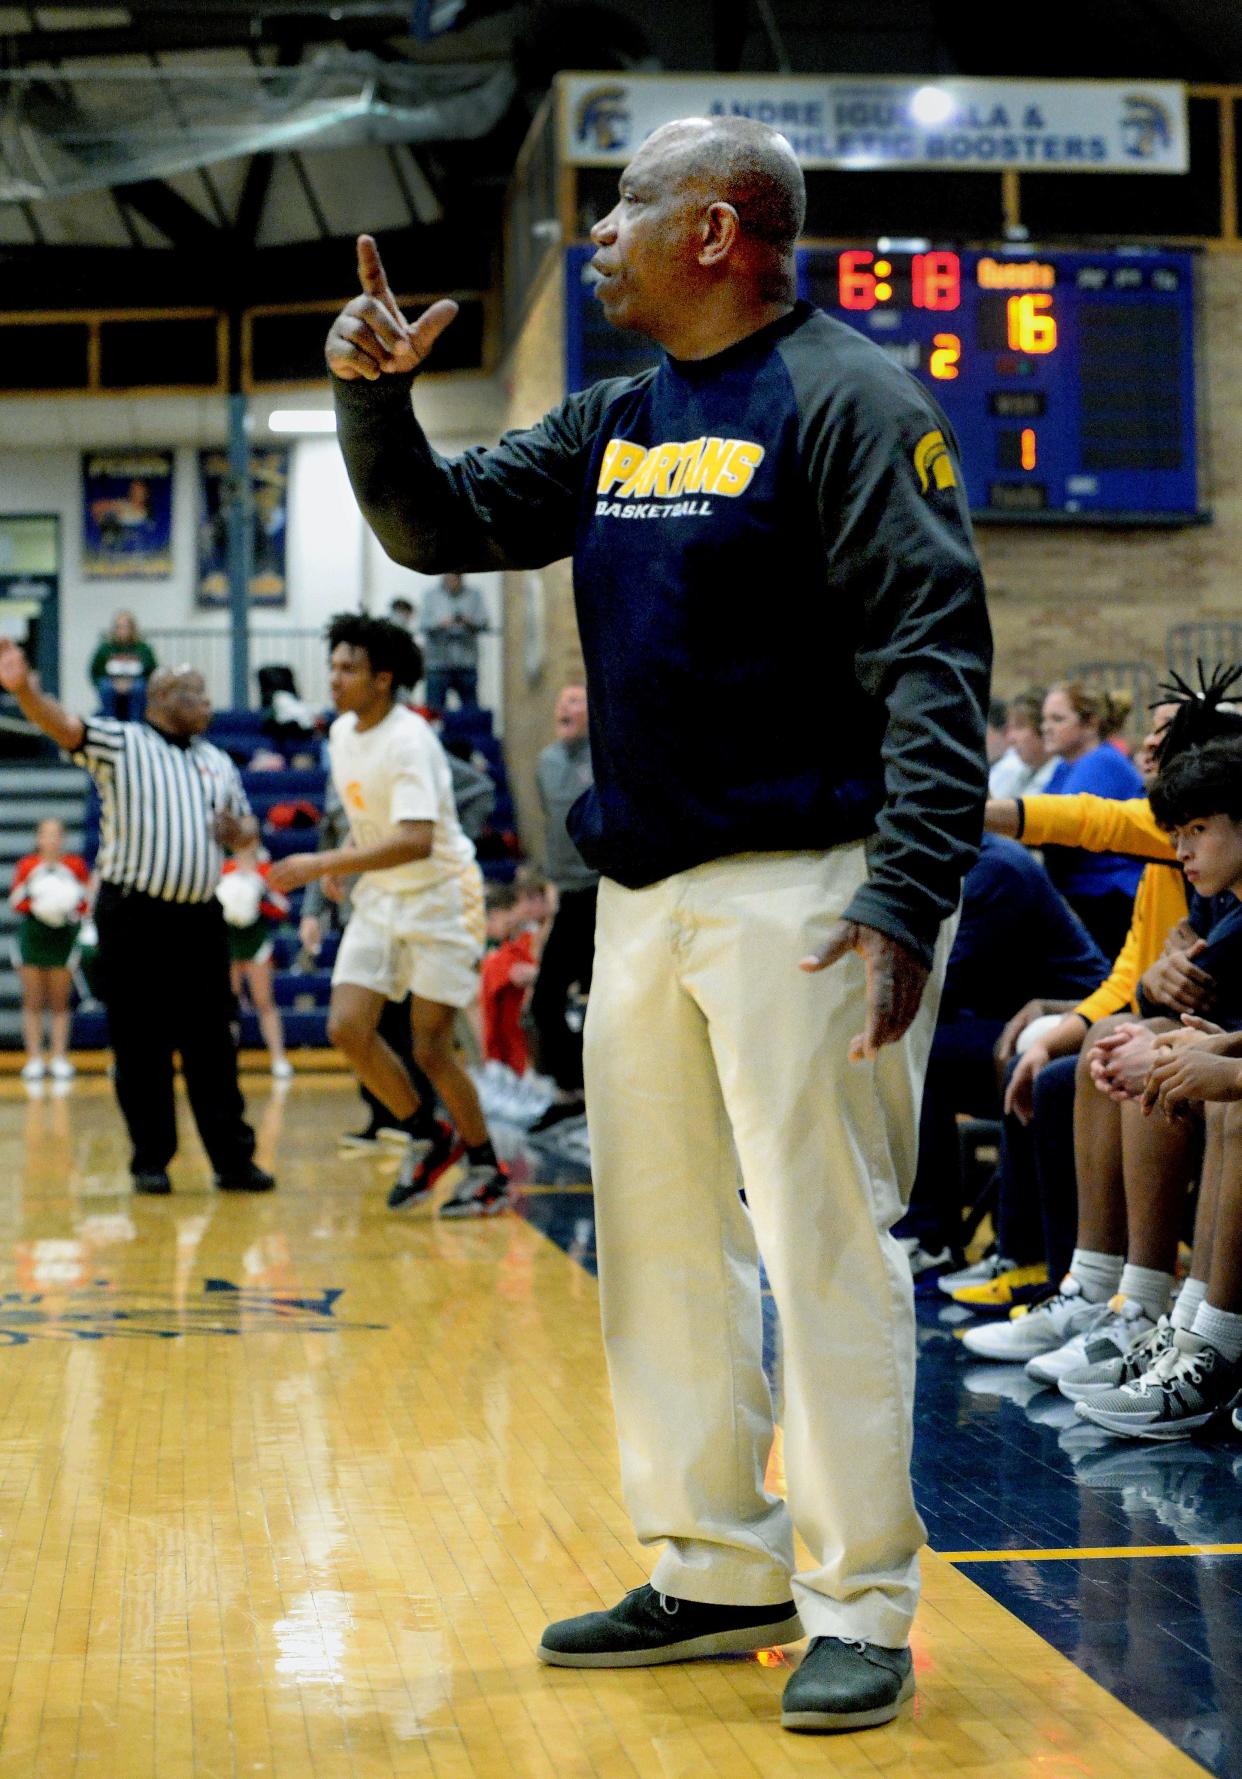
[72,718,251,904]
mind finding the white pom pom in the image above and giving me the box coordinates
[29,870,80,928]
[215,871,263,927]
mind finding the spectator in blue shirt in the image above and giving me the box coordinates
[1040,681,1144,956]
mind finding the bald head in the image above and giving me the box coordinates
[642,117,807,252]
[146,665,211,738]
[590,114,805,353]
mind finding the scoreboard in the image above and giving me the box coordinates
[564,244,1204,525]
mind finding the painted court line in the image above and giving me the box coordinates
[941,1542,1242,1562]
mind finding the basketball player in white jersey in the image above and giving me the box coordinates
[270,613,507,1216]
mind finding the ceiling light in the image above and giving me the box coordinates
[910,86,955,128]
[268,410,337,435]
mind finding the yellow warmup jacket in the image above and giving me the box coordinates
[1018,793,1186,1025]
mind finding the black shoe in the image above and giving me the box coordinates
[438,1163,510,1219]
[528,1097,586,1135]
[214,1163,275,1192]
[537,1585,803,1668]
[387,1122,463,1210]
[132,1170,171,1196]
[780,1636,914,1732]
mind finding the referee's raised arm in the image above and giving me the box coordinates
[0,639,86,753]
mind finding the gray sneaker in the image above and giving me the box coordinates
[1058,1316,1175,1403]
[781,1636,914,1732]
[1076,1329,1242,1440]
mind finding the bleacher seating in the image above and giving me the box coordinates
[68,707,521,1053]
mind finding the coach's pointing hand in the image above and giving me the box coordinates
[801,920,930,1062]
[325,235,459,382]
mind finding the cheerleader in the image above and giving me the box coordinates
[216,841,293,1079]
[9,818,91,1081]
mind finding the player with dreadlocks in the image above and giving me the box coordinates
[945,666,1242,1379]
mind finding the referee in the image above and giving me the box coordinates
[0,642,272,1196]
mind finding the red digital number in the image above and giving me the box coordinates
[838,250,877,310]
[912,251,961,311]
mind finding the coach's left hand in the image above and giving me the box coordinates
[801,921,929,1062]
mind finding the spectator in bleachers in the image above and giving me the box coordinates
[1039,680,1145,956]
[420,571,488,709]
[9,818,91,1083]
[988,689,1056,798]
[89,610,157,722]
[388,596,416,632]
[529,683,598,1133]
[479,882,539,1074]
[217,840,293,1080]
[984,698,1007,767]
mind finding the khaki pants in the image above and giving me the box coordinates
[583,846,954,1648]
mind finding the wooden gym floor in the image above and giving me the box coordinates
[0,1073,1231,1778]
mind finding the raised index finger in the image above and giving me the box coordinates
[356,234,405,326]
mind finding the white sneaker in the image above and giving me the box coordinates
[939,1252,1013,1297]
[20,1057,45,1082]
[960,1275,1112,1362]
[271,1057,294,1080]
[1026,1294,1155,1386]
[49,1057,76,1082]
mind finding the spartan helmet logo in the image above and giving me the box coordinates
[913,430,957,495]
[575,85,631,153]
[1121,96,1172,160]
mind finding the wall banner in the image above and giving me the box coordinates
[197,448,288,609]
[81,451,174,579]
[560,74,1189,175]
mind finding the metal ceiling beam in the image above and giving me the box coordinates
[113,179,221,247]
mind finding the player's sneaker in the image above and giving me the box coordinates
[387,1121,463,1210]
[901,1242,957,1286]
[1026,1293,1155,1386]
[439,1163,511,1219]
[1076,1330,1242,1440]
[1058,1315,1175,1403]
[959,1275,1111,1361]
[938,1251,1008,1296]
[20,1057,45,1082]
[340,1121,387,1153]
[948,1262,1048,1309]
[49,1057,76,1081]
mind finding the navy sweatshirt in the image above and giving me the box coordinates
[334,300,992,966]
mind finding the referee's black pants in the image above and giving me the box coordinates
[95,885,256,1179]
[529,885,597,1092]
